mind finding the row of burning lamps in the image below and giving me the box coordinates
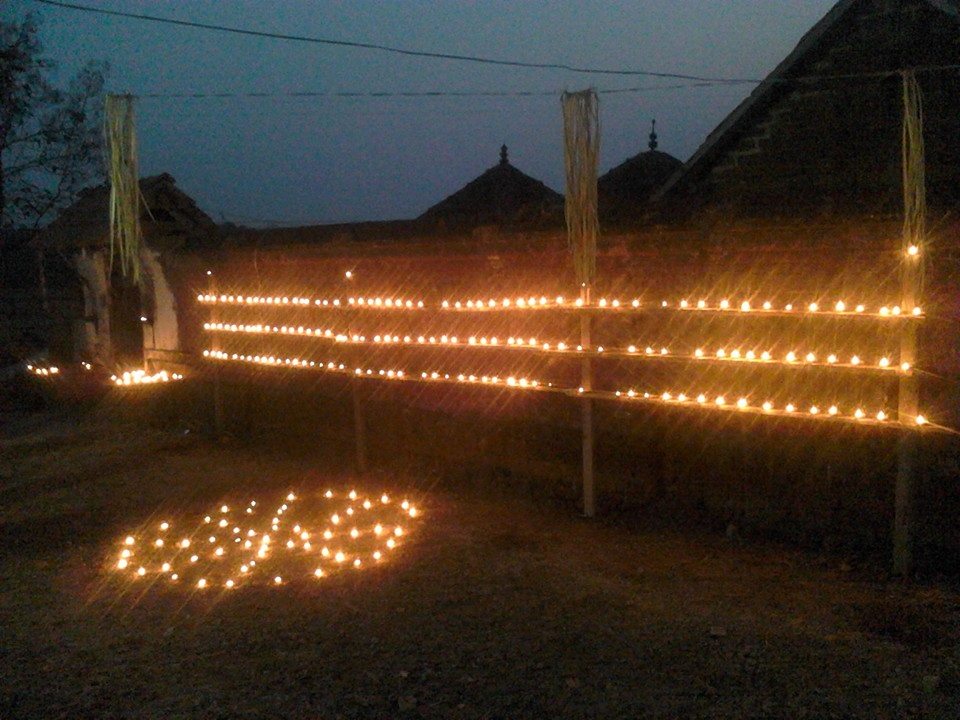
[26,361,183,386]
[202,322,909,374]
[112,490,420,589]
[110,369,183,386]
[197,293,922,318]
[203,350,539,387]
[442,297,923,318]
[202,349,927,427]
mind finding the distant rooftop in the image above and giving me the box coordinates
[598,120,682,220]
[419,145,563,229]
[41,173,217,251]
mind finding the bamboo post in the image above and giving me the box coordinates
[580,285,595,517]
[894,260,920,576]
[352,376,368,474]
[562,89,600,518]
[893,70,925,576]
[208,270,225,438]
[213,365,225,438]
[894,425,918,576]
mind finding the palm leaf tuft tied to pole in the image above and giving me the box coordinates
[562,89,600,289]
[104,93,142,284]
[901,70,926,296]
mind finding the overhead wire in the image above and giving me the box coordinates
[32,0,960,96]
[128,82,726,100]
[26,0,769,84]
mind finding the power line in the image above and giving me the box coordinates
[31,0,761,85]
[115,63,960,102]
[130,82,725,100]
[31,0,960,98]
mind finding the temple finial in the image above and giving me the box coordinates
[648,119,658,151]
[500,144,508,165]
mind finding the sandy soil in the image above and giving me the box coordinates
[1,409,958,719]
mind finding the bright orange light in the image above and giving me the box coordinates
[109,489,421,589]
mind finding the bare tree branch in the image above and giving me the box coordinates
[1,13,107,233]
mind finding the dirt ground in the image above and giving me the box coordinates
[1,408,959,719]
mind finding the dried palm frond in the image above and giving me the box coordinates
[104,93,141,284]
[901,70,925,295]
[562,89,600,288]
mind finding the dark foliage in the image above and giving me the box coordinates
[0,14,107,234]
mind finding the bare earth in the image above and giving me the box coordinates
[1,410,958,719]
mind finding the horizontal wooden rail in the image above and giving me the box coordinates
[202,323,911,376]
[201,348,934,430]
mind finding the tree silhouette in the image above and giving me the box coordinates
[1,14,107,236]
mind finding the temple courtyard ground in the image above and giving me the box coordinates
[1,406,958,719]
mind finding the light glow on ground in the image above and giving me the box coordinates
[109,489,420,590]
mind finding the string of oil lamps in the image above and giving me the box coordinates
[111,369,184,386]
[198,247,928,429]
[26,362,185,385]
[196,293,923,319]
[202,322,911,375]
[202,348,929,428]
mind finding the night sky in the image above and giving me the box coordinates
[6,0,837,226]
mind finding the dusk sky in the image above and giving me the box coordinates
[7,0,837,226]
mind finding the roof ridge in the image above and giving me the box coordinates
[653,0,960,202]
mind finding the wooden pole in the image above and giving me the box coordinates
[580,285,595,517]
[213,367,225,438]
[893,70,924,576]
[208,270,225,439]
[894,427,918,575]
[561,89,600,518]
[894,259,920,576]
[352,376,368,474]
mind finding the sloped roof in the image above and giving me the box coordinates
[600,151,681,197]
[599,122,682,218]
[419,145,563,229]
[41,173,217,251]
[654,0,960,202]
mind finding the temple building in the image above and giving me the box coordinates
[419,145,563,230]
[598,121,681,223]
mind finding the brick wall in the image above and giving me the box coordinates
[675,0,960,218]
